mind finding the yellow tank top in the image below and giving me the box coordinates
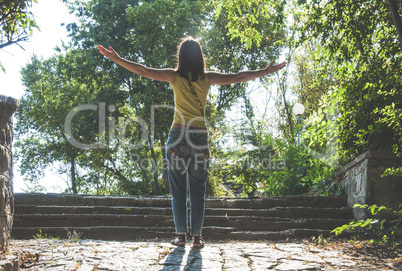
[172,73,210,128]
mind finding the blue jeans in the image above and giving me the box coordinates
[166,127,210,236]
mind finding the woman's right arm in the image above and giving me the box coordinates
[97,45,176,84]
[207,60,286,86]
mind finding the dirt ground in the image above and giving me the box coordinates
[305,238,402,270]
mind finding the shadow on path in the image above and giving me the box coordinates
[159,247,185,270]
[159,247,203,270]
[186,249,202,270]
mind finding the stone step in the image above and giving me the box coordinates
[226,229,335,241]
[12,194,353,241]
[14,205,173,216]
[205,207,353,219]
[14,193,172,208]
[207,196,348,209]
[204,216,350,231]
[14,205,353,220]
[13,214,175,228]
[13,213,349,231]
[11,226,334,241]
[11,226,175,241]
[14,193,348,209]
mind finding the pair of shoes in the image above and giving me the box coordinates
[191,235,205,249]
[170,234,186,247]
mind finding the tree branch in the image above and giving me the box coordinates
[388,0,402,51]
[0,35,29,50]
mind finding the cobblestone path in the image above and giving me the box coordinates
[8,239,401,270]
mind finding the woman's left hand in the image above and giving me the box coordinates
[264,60,287,74]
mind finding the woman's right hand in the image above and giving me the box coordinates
[97,45,120,62]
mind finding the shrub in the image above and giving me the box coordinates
[332,204,402,248]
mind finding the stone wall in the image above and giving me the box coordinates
[0,95,19,250]
[336,150,402,220]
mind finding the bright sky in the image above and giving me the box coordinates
[0,0,77,192]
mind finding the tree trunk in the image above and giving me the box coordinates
[71,156,77,194]
[388,0,402,51]
[103,164,131,192]
[148,136,161,195]
[159,132,169,192]
[280,85,294,140]
[277,44,295,143]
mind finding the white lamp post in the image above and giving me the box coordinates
[293,103,305,146]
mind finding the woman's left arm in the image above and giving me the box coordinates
[207,60,286,86]
[98,45,176,84]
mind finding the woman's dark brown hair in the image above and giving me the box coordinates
[175,36,206,82]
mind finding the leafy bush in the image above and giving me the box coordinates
[220,134,341,197]
[332,204,402,248]
[261,140,341,196]
[207,167,233,197]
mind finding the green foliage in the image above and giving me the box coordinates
[65,0,211,195]
[33,229,61,240]
[291,40,339,117]
[18,0,402,199]
[375,102,402,176]
[15,50,115,193]
[0,0,38,48]
[302,88,341,170]
[337,59,402,166]
[15,0,205,194]
[218,115,340,197]
[302,0,402,172]
[260,138,339,196]
[204,0,286,114]
[0,0,39,70]
[332,204,402,248]
[15,0,289,195]
[215,0,286,49]
[206,167,232,197]
[223,142,339,197]
[303,0,399,62]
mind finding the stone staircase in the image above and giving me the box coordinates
[12,193,354,241]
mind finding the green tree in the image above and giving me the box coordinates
[65,0,288,195]
[15,51,104,193]
[16,0,209,194]
[302,0,402,168]
[16,0,289,195]
[291,40,339,116]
